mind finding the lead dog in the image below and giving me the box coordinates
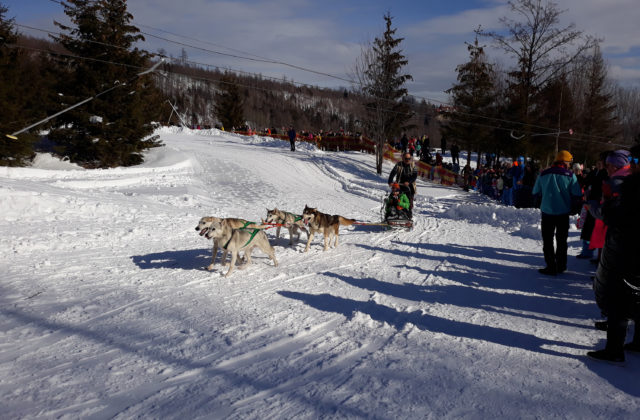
[301,205,355,252]
[195,216,265,270]
[265,208,309,246]
[204,219,278,277]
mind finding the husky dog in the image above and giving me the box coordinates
[265,208,309,246]
[301,205,355,252]
[195,217,265,270]
[204,219,278,277]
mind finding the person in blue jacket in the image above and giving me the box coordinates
[532,150,583,275]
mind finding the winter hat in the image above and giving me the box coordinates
[555,150,573,162]
[391,183,401,191]
[572,163,582,172]
[605,149,630,168]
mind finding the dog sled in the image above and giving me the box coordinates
[380,184,413,230]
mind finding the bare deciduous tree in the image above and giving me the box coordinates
[481,0,597,136]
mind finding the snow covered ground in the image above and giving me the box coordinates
[1,127,638,419]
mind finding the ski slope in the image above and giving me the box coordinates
[1,127,638,419]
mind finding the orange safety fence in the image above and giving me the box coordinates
[383,145,460,187]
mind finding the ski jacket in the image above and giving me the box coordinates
[587,166,632,221]
[593,172,640,316]
[388,161,418,187]
[385,192,410,211]
[532,163,582,215]
[509,164,524,188]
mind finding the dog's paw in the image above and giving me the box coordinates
[206,264,215,271]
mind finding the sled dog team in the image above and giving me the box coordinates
[195,206,355,277]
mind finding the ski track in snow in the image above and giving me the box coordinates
[1,127,639,419]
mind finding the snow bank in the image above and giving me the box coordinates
[444,197,561,240]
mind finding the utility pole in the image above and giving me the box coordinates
[555,86,563,157]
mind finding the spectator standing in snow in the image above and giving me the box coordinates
[532,150,583,276]
[400,133,409,153]
[587,150,632,265]
[462,163,473,191]
[451,142,460,165]
[511,156,526,207]
[577,153,609,259]
[587,146,640,365]
[287,126,296,151]
[517,161,537,208]
[501,162,514,206]
[440,135,447,156]
[408,137,416,156]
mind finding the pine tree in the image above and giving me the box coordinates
[214,73,245,130]
[580,44,617,158]
[0,3,42,165]
[443,34,496,166]
[353,12,413,174]
[49,0,163,167]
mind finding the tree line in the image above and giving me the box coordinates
[1,0,638,170]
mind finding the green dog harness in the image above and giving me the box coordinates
[223,221,261,249]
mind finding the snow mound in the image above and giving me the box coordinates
[444,202,542,239]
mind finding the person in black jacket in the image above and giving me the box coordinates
[400,134,409,153]
[587,147,640,365]
[450,142,460,165]
[577,153,609,259]
[388,152,418,210]
[287,126,296,151]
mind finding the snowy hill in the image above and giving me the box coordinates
[1,128,638,419]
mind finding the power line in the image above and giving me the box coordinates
[15,14,580,137]
[8,42,624,148]
[9,17,628,146]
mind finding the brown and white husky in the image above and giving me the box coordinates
[301,205,355,252]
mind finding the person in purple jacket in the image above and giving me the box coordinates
[532,150,583,275]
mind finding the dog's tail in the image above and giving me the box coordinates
[338,216,356,226]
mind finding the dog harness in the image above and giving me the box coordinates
[284,212,303,225]
[223,221,261,249]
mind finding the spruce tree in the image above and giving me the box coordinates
[353,12,413,174]
[0,3,56,165]
[49,0,163,167]
[214,73,245,130]
[580,44,617,158]
[444,34,496,166]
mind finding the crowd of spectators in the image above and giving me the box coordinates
[467,158,540,208]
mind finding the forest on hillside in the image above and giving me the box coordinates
[1,0,639,169]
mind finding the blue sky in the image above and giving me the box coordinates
[4,0,640,103]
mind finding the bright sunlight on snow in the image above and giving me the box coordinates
[1,128,638,419]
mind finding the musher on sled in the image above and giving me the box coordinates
[388,151,417,211]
